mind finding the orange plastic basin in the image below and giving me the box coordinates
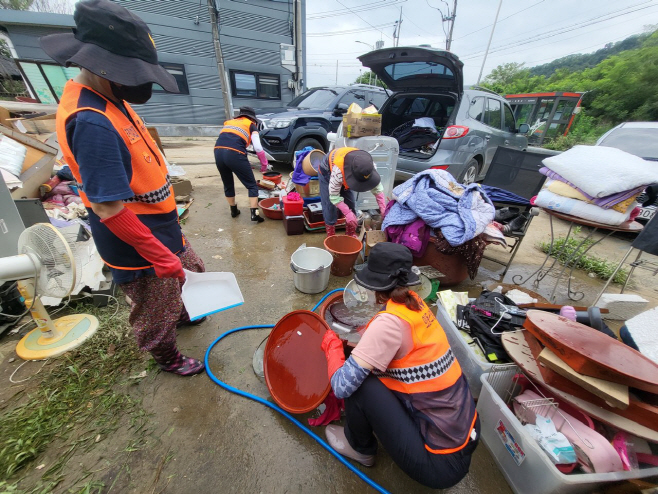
[264,310,331,414]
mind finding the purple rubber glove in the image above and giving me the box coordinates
[336,201,357,235]
[560,306,577,321]
[374,192,387,216]
[257,150,269,173]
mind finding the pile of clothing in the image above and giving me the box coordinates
[535,145,658,226]
[388,118,440,154]
[382,169,506,279]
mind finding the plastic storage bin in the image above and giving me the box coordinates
[477,370,658,494]
[282,195,304,216]
[435,301,493,399]
[334,135,399,211]
[283,215,305,235]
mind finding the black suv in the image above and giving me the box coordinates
[256,84,387,165]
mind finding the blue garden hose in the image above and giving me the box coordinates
[204,289,390,494]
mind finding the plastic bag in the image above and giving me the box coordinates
[524,415,577,465]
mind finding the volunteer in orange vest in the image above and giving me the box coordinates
[319,147,387,237]
[214,107,269,222]
[42,0,205,376]
[321,242,479,489]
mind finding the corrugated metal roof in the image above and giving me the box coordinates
[0,54,20,78]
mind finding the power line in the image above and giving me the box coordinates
[332,0,395,40]
[308,0,406,20]
[460,1,657,60]
[308,22,395,37]
[453,0,545,41]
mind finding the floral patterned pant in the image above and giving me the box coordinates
[120,243,205,353]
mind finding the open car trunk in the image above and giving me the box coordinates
[380,92,459,159]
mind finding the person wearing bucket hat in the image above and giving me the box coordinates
[43,0,206,376]
[318,147,388,237]
[321,242,479,488]
[214,106,270,223]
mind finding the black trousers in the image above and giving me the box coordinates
[214,147,259,198]
[344,375,480,489]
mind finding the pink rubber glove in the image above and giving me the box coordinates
[257,150,269,173]
[336,201,357,235]
[374,192,387,216]
[325,224,336,237]
[560,306,577,321]
[321,330,345,379]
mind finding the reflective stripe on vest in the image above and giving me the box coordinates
[219,117,253,144]
[369,293,463,394]
[328,147,358,189]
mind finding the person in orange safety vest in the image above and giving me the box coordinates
[321,242,479,489]
[214,107,270,222]
[42,0,206,376]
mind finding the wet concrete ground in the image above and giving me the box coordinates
[3,137,656,492]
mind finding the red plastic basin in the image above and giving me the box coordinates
[264,310,331,414]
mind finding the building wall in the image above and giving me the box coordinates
[0,0,305,125]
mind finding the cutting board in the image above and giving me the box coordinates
[538,347,629,409]
[524,310,658,394]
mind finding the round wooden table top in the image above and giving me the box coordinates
[541,208,644,233]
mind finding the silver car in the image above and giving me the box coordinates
[596,121,658,222]
[357,47,529,183]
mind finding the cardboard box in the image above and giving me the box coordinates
[343,112,382,138]
[171,177,192,197]
[9,113,56,135]
[294,179,320,197]
[365,230,387,256]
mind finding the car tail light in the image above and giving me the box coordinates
[443,125,469,139]
[430,165,449,170]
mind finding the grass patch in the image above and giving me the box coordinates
[539,232,629,284]
[0,301,149,489]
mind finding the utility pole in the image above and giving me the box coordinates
[208,0,234,119]
[477,0,503,84]
[446,0,457,51]
[394,7,403,47]
[294,0,303,95]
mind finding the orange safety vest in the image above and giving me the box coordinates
[368,293,477,454]
[327,147,358,189]
[56,80,183,271]
[216,117,254,150]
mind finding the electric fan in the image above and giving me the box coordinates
[0,223,99,360]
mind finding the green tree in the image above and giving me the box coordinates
[0,0,34,9]
[354,70,387,88]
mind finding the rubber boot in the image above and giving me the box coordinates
[230,204,240,218]
[326,224,336,237]
[251,208,264,223]
[151,345,204,376]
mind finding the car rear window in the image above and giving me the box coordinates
[599,128,658,160]
[383,62,454,82]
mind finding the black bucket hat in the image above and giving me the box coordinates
[236,106,263,129]
[354,242,420,292]
[343,150,381,192]
[39,0,179,93]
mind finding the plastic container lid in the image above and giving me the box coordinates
[264,310,331,413]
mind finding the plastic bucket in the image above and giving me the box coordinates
[290,246,333,294]
[324,235,363,277]
[302,149,325,177]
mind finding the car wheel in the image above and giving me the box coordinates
[458,159,479,185]
[292,138,324,168]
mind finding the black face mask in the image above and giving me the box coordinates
[110,82,153,104]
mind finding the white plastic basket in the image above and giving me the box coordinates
[477,368,658,494]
